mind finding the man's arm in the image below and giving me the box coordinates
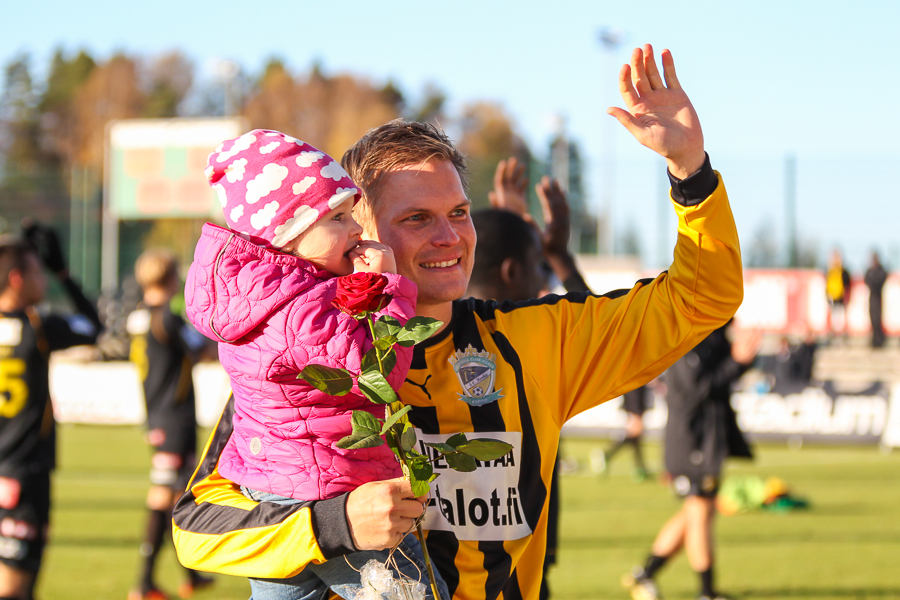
[172,397,425,577]
[23,222,103,348]
[486,45,742,424]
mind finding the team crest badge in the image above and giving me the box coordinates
[448,344,504,406]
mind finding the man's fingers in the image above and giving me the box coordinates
[492,159,507,195]
[642,44,664,90]
[512,160,527,192]
[630,47,652,95]
[617,64,640,109]
[607,107,643,138]
[661,49,681,90]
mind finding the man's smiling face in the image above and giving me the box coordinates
[365,158,476,310]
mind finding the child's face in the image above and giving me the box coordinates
[283,197,363,276]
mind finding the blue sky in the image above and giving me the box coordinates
[3,0,898,272]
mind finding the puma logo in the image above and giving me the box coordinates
[405,374,432,400]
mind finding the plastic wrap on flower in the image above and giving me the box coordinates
[360,560,395,594]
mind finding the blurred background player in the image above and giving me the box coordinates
[468,156,591,600]
[864,251,888,349]
[596,383,650,481]
[126,249,212,600]
[624,322,759,600]
[825,248,851,342]
[0,224,102,600]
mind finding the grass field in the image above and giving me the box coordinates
[37,425,900,600]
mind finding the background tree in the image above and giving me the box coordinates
[457,101,529,209]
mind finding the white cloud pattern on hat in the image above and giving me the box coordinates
[251,201,280,230]
[246,163,289,205]
[293,176,316,195]
[271,205,319,248]
[328,187,359,209]
[259,142,280,154]
[216,133,256,163]
[320,161,349,182]
[225,158,247,183]
[296,151,324,168]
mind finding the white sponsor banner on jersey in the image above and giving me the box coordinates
[417,431,531,542]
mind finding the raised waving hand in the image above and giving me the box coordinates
[608,44,705,179]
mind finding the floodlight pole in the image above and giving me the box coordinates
[785,153,798,268]
[101,121,119,295]
[599,28,623,256]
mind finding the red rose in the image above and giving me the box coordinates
[332,272,392,317]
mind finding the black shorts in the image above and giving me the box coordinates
[0,473,50,573]
[148,427,198,491]
[670,472,720,499]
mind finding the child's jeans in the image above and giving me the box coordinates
[241,487,449,600]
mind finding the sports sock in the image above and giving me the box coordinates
[140,508,168,592]
[643,554,668,579]
[699,567,715,597]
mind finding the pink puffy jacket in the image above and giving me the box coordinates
[185,223,416,500]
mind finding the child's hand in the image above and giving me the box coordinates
[350,241,397,274]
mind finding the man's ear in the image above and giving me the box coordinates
[500,257,520,286]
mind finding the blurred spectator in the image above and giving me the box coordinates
[864,251,888,348]
[624,322,759,600]
[0,224,102,600]
[126,249,213,600]
[467,157,591,600]
[825,248,851,341]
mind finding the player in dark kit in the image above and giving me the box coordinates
[127,250,212,600]
[624,322,759,600]
[0,226,102,600]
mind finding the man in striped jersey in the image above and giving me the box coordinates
[173,44,744,600]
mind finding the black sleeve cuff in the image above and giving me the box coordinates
[310,493,358,559]
[667,153,717,207]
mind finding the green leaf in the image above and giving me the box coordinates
[424,442,456,454]
[444,451,477,472]
[336,410,385,449]
[380,405,411,434]
[358,369,399,405]
[456,439,514,461]
[350,410,382,435]
[373,336,397,353]
[361,348,379,373]
[298,364,354,396]
[374,315,402,339]
[445,432,468,448]
[336,432,385,449]
[395,317,444,347]
[408,460,435,496]
[400,422,417,452]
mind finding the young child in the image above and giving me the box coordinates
[184,130,446,600]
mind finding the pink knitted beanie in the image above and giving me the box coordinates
[205,130,359,248]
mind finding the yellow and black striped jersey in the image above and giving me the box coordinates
[174,167,742,600]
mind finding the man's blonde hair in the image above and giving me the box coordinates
[341,119,468,231]
[135,249,179,291]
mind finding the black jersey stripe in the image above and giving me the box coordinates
[424,530,460,598]
[489,331,546,533]
[480,540,513,600]
[460,277,659,323]
[502,569,524,600]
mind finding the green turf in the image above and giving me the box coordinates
[37,425,900,599]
